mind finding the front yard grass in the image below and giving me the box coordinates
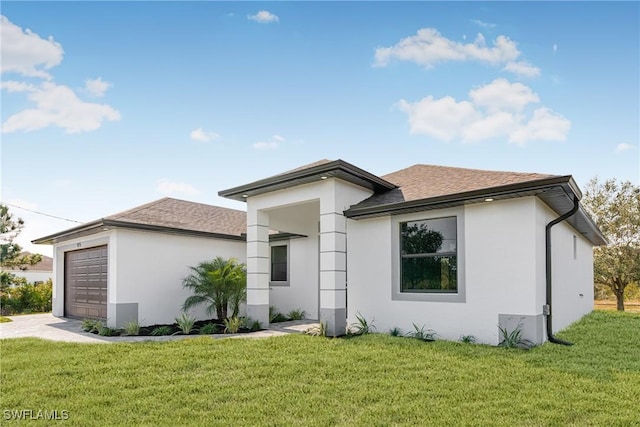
[0,316,12,323]
[1,311,639,426]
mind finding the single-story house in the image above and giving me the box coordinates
[33,198,247,327]
[217,159,605,345]
[35,159,606,345]
[3,252,53,284]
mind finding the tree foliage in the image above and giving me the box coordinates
[182,257,246,320]
[582,178,640,310]
[1,204,42,290]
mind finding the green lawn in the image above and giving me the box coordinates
[0,316,12,323]
[1,311,639,426]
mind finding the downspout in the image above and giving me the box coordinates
[544,194,579,346]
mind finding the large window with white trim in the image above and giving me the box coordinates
[400,216,457,293]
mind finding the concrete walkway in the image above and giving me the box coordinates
[0,313,319,344]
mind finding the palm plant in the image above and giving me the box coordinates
[182,257,247,320]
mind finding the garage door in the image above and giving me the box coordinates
[64,246,108,319]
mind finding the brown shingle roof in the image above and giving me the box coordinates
[106,198,246,237]
[352,164,558,208]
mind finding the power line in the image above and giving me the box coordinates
[1,201,83,224]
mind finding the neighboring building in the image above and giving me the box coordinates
[35,160,606,344]
[219,159,605,345]
[33,198,247,327]
[3,252,54,284]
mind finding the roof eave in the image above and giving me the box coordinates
[218,160,397,201]
[32,219,246,245]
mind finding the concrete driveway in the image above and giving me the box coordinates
[0,313,318,343]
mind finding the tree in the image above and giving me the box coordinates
[1,204,42,290]
[182,257,246,320]
[582,178,640,311]
[400,222,444,290]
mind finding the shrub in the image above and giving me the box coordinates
[460,334,477,344]
[287,309,306,321]
[175,312,197,335]
[199,323,217,335]
[81,319,103,333]
[349,312,376,336]
[224,317,243,334]
[388,327,402,337]
[150,326,174,336]
[269,306,288,323]
[247,318,262,332]
[498,325,533,350]
[0,280,52,315]
[98,325,118,337]
[406,323,437,341]
[123,321,141,336]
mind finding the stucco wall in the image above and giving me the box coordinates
[51,229,246,327]
[5,270,53,284]
[269,235,319,319]
[113,229,246,326]
[535,199,594,333]
[347,197,560,345]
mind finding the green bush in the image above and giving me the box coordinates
[0,280,52,315]
[150,326,174,336]
[199,323,217,335]
[223,317,243,334]
[123,321,141,336]
[287,309,306,321]
[81,319,103,333]
[175,313,197,335]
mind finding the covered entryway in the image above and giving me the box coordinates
[64,246,108,319]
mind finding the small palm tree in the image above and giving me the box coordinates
[182,257,246,320]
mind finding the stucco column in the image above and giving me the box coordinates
[246,209,270,326]
[319,211,347,336]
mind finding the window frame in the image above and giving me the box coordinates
[269,242,290,286]
[391,208,466,303]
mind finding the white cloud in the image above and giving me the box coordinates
[553,44,558,53]
[397,96,478,142]
[615,143,636,153]
[190,127,220,142]
[1,80,37,93]
[502,60,540,78]
[0,15,64,79]
[1,17,119,135]
[271,134,285,142]
[2,82,121,134]
[84,77,112,97]
[156,179,200,197]
[471,19,496,29]
[469,78,540,112]
[374,28,539,78]
[508,108,571,145]
[398,79,570,145]
[248,10,279,23]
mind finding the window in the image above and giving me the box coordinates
[270,245,288,282]
[400,216,457,293]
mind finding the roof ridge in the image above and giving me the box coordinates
[384,163,558,178]
[106,197,172,221]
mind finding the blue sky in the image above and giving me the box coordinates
[1,2,638,256]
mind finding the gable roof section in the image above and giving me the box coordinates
[218,159,397,201]
[32,198,247,245]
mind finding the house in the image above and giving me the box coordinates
[34,160,605,345]
[218,159,605,345]
[3,252,53,284]
[32,198,247,327]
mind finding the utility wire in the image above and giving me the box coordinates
[1,201,83,224]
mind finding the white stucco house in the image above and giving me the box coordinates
[3,253,53,284]
[34,160,605,344]
[33,198,247,327]
[217,159,606,345]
